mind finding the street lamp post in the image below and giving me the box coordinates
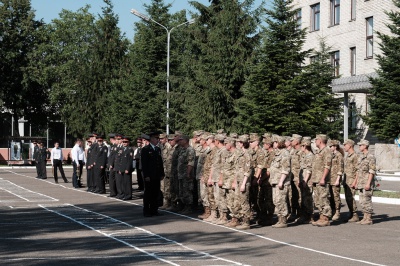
[130,9,195,135]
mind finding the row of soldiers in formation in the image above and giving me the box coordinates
[158,130,376,229]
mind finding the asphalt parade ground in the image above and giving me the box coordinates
[1,168,400,266]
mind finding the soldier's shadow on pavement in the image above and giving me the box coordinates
[371,214,400,224]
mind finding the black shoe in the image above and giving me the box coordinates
[55,181,59,184]
[98,191,106,194]
[64,180,69,183]
[123,197,132,201]
[108,195,116,198]
[41,177,47,179]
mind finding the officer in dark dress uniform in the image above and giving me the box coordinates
[94,135,108,194]
[107,133,118,197]
[86,135,96,192]
[32,140,40,178]
[134,138,144,191]
[37,141,47,179]
[115,136,134,200]
[141,131,165,217]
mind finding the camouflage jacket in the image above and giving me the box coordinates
[196,146,210,180]
[202,146,217,183]
[311,146,332,184]
[331,151,344,184]
[235,148,251,183]
[300,151,314,184]
[222,149,237,189]
[211,147,227,182]
[177,146,195,180]
[290,147,303,181]
[356,152,376,189]
[344,151,358,186]
[269,148,291,185]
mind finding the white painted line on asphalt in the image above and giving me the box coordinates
[0,179,58,202]
[340,194,400,205]
[40,204,245,266]
[2,254,153,262]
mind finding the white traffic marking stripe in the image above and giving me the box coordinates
[41,204,245,266]
[0,179,58,202]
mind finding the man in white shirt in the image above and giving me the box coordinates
[50,141,68,184]
[71,138,86,188]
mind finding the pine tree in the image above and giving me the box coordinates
[366,0,400,141]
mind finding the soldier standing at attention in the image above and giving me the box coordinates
[32,140,41,179]
[311,134,332,227]
[298,138,314,224]
[343,139,360,222]
[168,132,183,212]
[107,134,118,197]
[177,135,196,214]
[352,139,376,225]
[85,137,94,191]
[37,141,48,179]
[328,140,344,221]
[288,134,302,222]
[232,135,252,230]
[93,136,108,194]
[268,136,291,228]
[87,134,99,192]
[249,134,264,223]
[118,136,134,200]
[202,134,218,222]
[196,133,211,219]
[159,134,172,209]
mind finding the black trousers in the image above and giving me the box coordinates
[136,165,144,190]
[143,178,160,215]
[38,160,47,179]
[34,161,40,178]
[108,169,117,196]
[87,167,94,191]
[72,160,83,188]
[94,166,106,193]
[53,159,67,182]
[122,172,132,200]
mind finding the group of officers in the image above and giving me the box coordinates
[155,130,376,230]
[74,129,376,230]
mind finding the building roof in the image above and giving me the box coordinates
[331,72,378,93]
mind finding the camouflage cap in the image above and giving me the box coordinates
[291,134,303,142]
[207,133,215,140]
[215,134,226,142]
[262,132,272,139]
[167,134,175,140]
[216,129,225,134]
[301,139,311,146]
[343,139,355,146]
[225,137,236,145]
[197,130,205,136]
[303,136,312,141]
[229,132,238,139]
[192,130,198,137]
[357,139,370,146]
[238,134,249,143]
[271,134,280,142]
[316,134,328,141]
[276,136,286,144]
[249,133,260,142]
[262,137,273,145]
[159,133,167,139]
[200,133,209,140]
[328,139,340,146]
[283,136,291,142]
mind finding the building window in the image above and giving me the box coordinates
[310,55,319,64]
[330,0,340,25]
[350,102,357,129]
[366,17,373,58]
[310,3,320,31]
[351,0,356,21]
[350,47,356,76]
[295,8,302,29]
[331,51,340,76]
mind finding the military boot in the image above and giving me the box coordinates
[198,206,211,219]
[272,216,288,228]
[360,213,373,225]
[311,215,322,226]
[331,209,340,221]
[180,204,193,215]
[236,218,251,230]
[204,209,218,222]
[216,212,229,225]
[166,202,180,212]
[316,215,330,227]
[159,200,171,210]
[225,217,240,227]
[348,212,360,223]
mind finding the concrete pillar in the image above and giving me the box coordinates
[344,92,349,141]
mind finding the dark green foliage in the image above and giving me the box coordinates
[366,0,400,141]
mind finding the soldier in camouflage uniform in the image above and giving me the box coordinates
[249,134,264,222]
[288,134,303,222]
[177,135,196,214]
[268,136,291,228]
[197,133,211,219]
[343,139,359,222]
[311,134,332,227]
[192,130,204,209]
[298,138,314,224]
[203,135,218,221]
[232,135,252,230]
[216,137,237,225]
[166,132,183,212]
[160,134,174,209]
[328,140,344,221]
[207,134,227,224]
[257,135,275,226]
[352,139,376,225]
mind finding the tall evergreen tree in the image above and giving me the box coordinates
[0,0,48,135]
[234,0,309,135]
[366,0,400,141]
[177,0,261,133]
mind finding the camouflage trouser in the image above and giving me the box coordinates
[257,185,274,216]
[289,178,301,215]
[161,176,171,202]
[329,184,341,211]
[272,185,289,217]
[226,189,235,216]
[199,181,209,207]
[213,183,220,210]
[207,185,216,210]
[232,181,251,220]
[343,182,358,213]
[301,184,314,215]
[170,175,179,203]
[313,184,332,217]
[179,178,193,205]
[218,187,228,212]
[359,189,373,214]
[250,176,259,213]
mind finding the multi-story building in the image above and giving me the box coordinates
[293,0,398,142]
